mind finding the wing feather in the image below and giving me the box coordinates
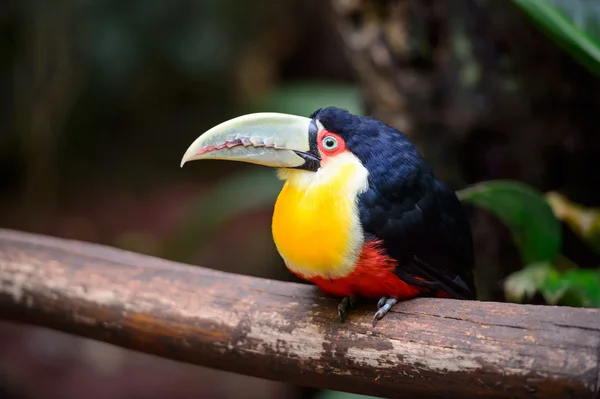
[358,168,476,299]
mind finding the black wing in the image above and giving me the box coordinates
[358,162,476,300]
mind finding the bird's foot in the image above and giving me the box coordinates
[372,297,398,326]
[337,296,358,322]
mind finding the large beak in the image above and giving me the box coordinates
[180,112,320,171]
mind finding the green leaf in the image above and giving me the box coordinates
[512,0,600,77]
[504,262,600,308]
[559,268,600,307]
[458,180,562,264]
[161,167,283,261]
[540,266,571,305]
[504,262,558,303]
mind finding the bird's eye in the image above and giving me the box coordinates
[322,136,338,151]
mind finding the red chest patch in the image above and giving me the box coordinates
[292,240,427,299]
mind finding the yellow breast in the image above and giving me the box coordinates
[271,152,369,279]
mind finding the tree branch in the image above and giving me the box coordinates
[0,228,598,399]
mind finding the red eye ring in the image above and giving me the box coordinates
[317,130,346,156]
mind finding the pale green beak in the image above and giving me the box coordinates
[180,112,320,170]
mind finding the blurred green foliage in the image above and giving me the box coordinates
[512,0,600,77]
[249,82,364,116]
[504,262,600,307]
[162,167,283,261]
[77,0,266,93]
[458,1,600,309]
[459,180,600,308]
[458,180,562,265]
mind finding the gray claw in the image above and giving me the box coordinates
[337,296,357,322]
[372,298,399,326]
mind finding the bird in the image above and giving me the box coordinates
[181,107,476,325]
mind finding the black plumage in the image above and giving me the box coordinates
[310,107,476,300]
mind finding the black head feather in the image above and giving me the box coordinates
[311,107,431,179]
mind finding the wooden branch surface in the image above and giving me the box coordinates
[0,229,598,399]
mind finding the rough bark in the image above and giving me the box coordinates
[0,229,598,399]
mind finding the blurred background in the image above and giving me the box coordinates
[1,0,600,398]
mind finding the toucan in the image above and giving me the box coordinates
[181,107,476,325]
